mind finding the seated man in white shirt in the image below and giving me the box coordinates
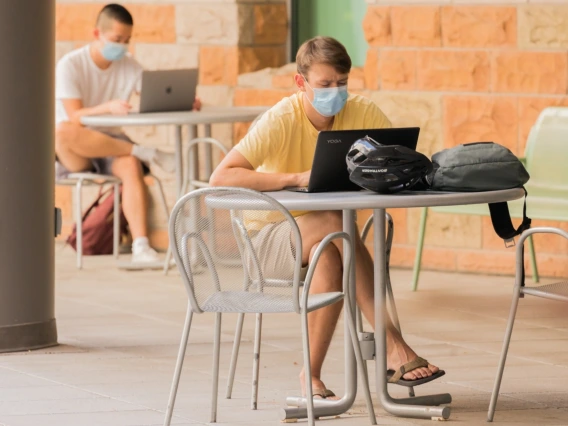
[55,3,200,263]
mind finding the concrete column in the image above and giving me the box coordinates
[0,0,57,352]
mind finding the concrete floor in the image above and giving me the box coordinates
[1,246,568,426]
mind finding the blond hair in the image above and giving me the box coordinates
[296,36,352,76]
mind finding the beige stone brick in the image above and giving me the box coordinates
[364,49,380,91]
[238,46,287,75]
[176,3,239,45]
[135,44,199,70]
[408,209,483,249]
[196,85,234,107]
[443,96,519,155]
[199,46,238,86]
[391,6,441,47]
[518,97,568,153]
[348,68,366,91]
[56,3,101,41]
[456,250,516,275]
[129,4,176,43]
[234,88,294,106]
[388,245,458,272]
[254,4,288,45]
[492,51,568,95]
[56,42,75,62]
[519,5,568,49]
[362,6,391,47]
[417,50,490,92]
[378,50,416,91]
[534,253,568,278]
[369,92,443,157]
[441,6,516,48]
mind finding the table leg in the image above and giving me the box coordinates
[373,209,451,420]
[281,210,358,420]
[174,125,183,198]
[204,123,213,180]
[188,124,198,193]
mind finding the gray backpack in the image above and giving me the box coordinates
[426,142,531,243]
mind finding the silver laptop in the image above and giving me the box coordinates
[138,69,198,113]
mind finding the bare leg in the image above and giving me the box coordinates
[111,156,148,239]
[299,242,343,396]
[55,122,135,172]
[296,211,439,393]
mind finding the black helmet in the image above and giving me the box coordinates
[346,136,433,193]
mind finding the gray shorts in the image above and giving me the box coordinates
[55,132,149,180]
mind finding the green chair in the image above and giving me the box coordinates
[412,106,568,291]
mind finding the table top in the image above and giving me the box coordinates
[80,106,268,127]
[204,188,526,211]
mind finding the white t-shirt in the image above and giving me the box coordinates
[55,44,143,134]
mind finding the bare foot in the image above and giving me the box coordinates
[299,370,340,400]
[386,332,439,381]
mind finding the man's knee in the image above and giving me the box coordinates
[112,156,144,181]
[55,122,80,151]
[318,211,343,234]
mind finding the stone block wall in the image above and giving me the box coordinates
[234,0,568,278]
[54,0,288,248]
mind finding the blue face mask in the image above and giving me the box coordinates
[100,39,128,61]
[304,78,348,117]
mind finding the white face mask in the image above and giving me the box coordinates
[304,77,348,117]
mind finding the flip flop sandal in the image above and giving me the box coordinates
[387,356,445,387]
[310,388,337,399]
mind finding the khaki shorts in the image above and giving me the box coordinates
[247,219,308,281]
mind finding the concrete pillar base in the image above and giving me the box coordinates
[0,319,58,354]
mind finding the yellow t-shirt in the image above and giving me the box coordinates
[234,91,392,227]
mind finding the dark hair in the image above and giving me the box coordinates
[96,3,134,27]
[296,36,352,76]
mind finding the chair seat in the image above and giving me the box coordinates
[432,194,568,222]
[522,281,568,302]
[201,290,344,313]
[57,173,121,186]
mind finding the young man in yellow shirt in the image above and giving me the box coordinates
[211,36,441,398]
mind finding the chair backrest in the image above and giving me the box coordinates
[524,107,568,199]
[169,187,304,314]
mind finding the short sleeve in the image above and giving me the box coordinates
[55,58,82,100]
[364,101,392,129]
[132,61,143,93]
[233,112,286,170]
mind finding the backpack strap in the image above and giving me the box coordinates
[487,188,531,247]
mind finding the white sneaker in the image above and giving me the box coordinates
[132,244,160,263]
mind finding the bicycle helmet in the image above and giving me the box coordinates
[346,136,433,193]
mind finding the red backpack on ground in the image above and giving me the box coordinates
[67,187,129,255]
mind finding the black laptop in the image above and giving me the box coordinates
[286,127,420,193]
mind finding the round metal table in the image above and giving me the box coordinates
[81,106,268,197]
[253,188,526,421]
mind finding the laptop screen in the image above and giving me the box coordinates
[307,127,420,192]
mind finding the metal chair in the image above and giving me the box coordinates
[164,137,229,274]
[57,171,170,269]
[56,173,121,269]
[224,210,415,409]
[411,107,568,291]
[163,187,376,426]
[488,226,568,422]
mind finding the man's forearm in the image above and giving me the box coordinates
[69,104,108,125]
[210,167,299,192]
